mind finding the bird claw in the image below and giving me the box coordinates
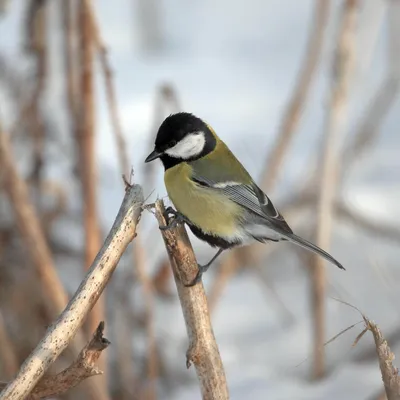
[160,207,187,231]
[184,264,210,287]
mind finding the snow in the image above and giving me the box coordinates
[1,0,399,398]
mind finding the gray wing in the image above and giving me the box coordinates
[191,174,293,234]
[191,172,345,270]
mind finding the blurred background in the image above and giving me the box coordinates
[0,0,400,399]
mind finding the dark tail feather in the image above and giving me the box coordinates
[280,231,345,270]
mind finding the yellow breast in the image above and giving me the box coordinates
[164,163,241,236]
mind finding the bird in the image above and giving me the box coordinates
[145,112,345,286]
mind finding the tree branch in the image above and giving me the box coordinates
[85,1,160,393]
[0,313,18,379]
[311,0,358,379]
[0,322,110,399]
[77,0,104,338]
[0,121,68,319]
[260,0,331,192]
[154,200,229,400]
[0,183,144,400]
[365,317,400,400]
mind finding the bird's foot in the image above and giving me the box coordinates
[160,207,187,231]
[184,248,224,287]
[185,263,211,287]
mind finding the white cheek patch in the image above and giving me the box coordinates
[165,132,206,159]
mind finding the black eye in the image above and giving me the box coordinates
[169,140,177,147]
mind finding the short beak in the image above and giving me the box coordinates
[145,149,162,163]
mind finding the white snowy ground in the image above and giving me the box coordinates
[1,1,400,399]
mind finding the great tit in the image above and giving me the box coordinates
[145,112,345,285]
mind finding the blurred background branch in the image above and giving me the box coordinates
[0,0,399,399]
[311,0,358,380]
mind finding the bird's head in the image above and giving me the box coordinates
[145,112,217,168]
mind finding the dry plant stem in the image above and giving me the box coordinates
[84,0,129,177]
[155,200,229,400]
[78,0,104,339]
[0,183,144,400]
[0,124,107,399]
[260,0,330,192]
[62,0,78,129]
[113,306,137,399]
[0,122,69,319]
[342,0,400,174]
[0,322,110,400]
[133,238,158,400]
[25,0,48,191]
[303,0,399,192]
[311,0,358,380]
[216,0,331,301]
[85,0,159,392]
[0,313,18,379]
[363,317,400,400]
[85,1,159,392]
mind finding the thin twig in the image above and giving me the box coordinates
[77,0,104,342]
[84,0,129,177]
[335,299,400,400]
[0,313,18,379]
[113,305,137,400]
[85,1,159,394]
[134,240,158,400]
[311,0,358,379]
[0,121,68,319]
[366,318,400,400]
[23,1,49,201]
[260,0,331,192]
[62,0,78,136]
[0,184,144,400]
[0,322,110,399]
[342,0,400,174]
[154,200,229,400]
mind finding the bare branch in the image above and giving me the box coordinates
[343,0,400,170]
[1,80,105,400]
[154,200,229,400]
[84,0,130,177]
[134,242,159,399]
[311,0,359,379]
[260,0,331,192]
[85,1,160,393]
[0,313,18,379]
[77,0,105,337]
[62,0,79,135]
[0,184,144,400]
[0,322,110,399]
[0,119,68,318]
[334,299,400,399]
[365,317,400,400]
